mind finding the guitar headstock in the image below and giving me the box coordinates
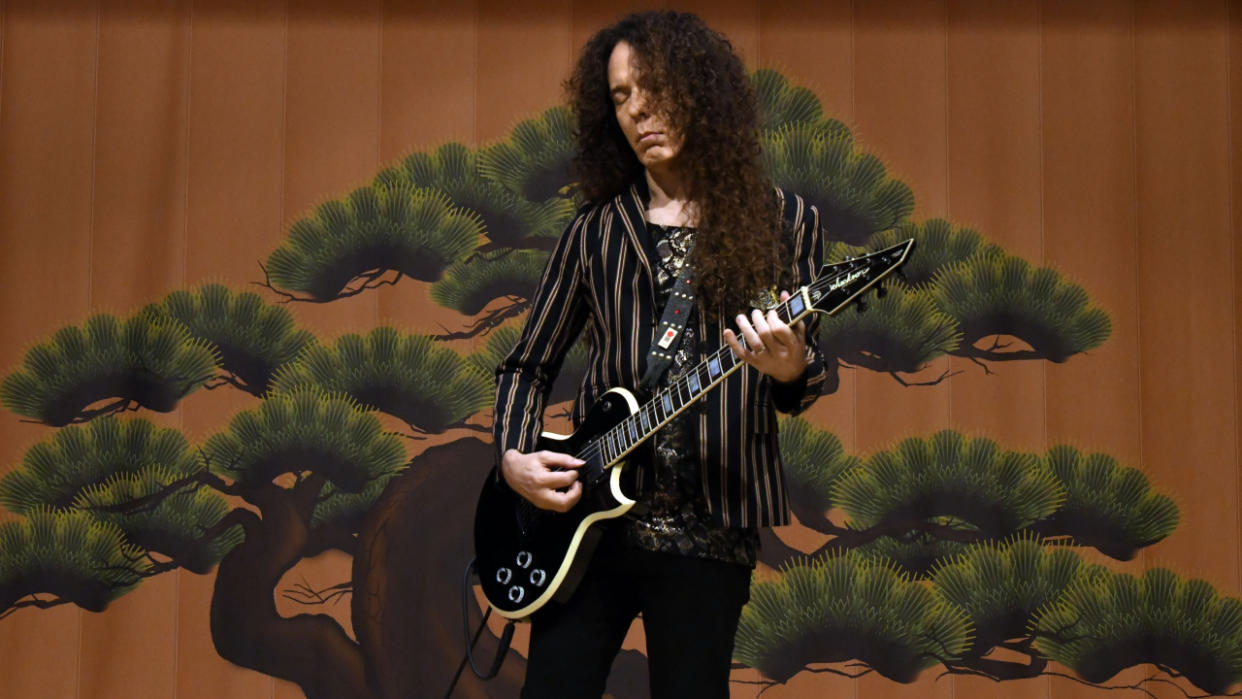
[804,238,915,316]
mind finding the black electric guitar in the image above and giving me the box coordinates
[474,238,915,619]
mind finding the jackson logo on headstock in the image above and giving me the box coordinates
[830,268,868,291]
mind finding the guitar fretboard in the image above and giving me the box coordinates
[590,289,812,466]
[578,239,911,469]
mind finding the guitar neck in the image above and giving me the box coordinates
[591,290,814,467]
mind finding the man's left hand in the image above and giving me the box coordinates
[723,290,808,383]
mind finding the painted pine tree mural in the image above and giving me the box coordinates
[1,69,1236,698]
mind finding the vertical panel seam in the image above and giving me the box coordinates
[174,2,195,694]
[0,0,7,137]
[1035,3,1049,697]
[473,0,478,181]
[1225,0,1242,606]
[943,0,953,438]
[376,0,383,331]
[274,2,289,698]
[1128,3,1149,692]
[81,3,102,694]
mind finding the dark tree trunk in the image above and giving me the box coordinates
[353,437,527,698]
[210,479,373,699]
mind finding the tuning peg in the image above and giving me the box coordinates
[855,300,867,313]
[875,285,887,298]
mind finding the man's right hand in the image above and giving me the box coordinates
[500,449,585,512]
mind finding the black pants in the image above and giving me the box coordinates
[521,528,752,699]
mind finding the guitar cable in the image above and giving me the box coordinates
[443,558,516,698]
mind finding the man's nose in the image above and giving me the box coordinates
[628,91,648,118]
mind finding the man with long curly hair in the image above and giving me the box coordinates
[492,10,828,698]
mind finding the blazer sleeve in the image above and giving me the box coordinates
[492,210,592,463]
[769,200,828,415]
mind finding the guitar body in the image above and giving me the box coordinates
[474,387,640,619]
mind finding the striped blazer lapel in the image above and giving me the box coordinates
[613,182,657,308]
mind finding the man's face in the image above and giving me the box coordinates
[607,41,682,173]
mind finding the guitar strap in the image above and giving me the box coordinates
[639,240,696,391]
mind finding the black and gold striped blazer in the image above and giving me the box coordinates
[493,181,828,528]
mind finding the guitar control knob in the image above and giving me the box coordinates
[530,569,547,587]
[508,586,525,603]
[516,551,533,568]
[496,567,513,585]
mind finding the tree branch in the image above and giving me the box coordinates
[0,595,73,620]
[430,298,531,340]
[282,579,353,607]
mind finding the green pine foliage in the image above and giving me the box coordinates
[430,250,550,315]
[269,328,492,433]
[762,120,915,246]
[0,315,218,426]
[932,535,1103,655]
[1034,568,1242,694]
[73,471,242,575]
[264,183,482,300]
[752,68,824,131]
[0,509,150,612]
[1037,445,1179,560]
[869,219,1003,287]
[816,285,960,374]
[0,416,202,512]
[203,388,406,492]
[853,531,969,579]
[143,284,315,396]
[832,431,1064,536]
[375,142,574,248]
[477,106,576,203]
[777,417,861,523]
[930,254,1111,363]
[310,474,402,533]
[735,551,971,683]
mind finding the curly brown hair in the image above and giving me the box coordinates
[566,10,785,316]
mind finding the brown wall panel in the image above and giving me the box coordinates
[0,5,99,695]
[1041,1,1149,694]
[2,2,1242,697]
[945,0,1047,466]
[379,0,476,160]
[758,2,859,453]
[179,2,287,697]
[852,4,953,696]
[1233,0,1242,630]
[1042,0,1143,465]
[852,0,951,469]
[374,1,478,339]
[88,0,189,314]
[80,4,191,691]
[184,1,287,289]
[1135,0,1240,600]
[758,0,853,125]
[282,0,382,341]
[475,0,571,143]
